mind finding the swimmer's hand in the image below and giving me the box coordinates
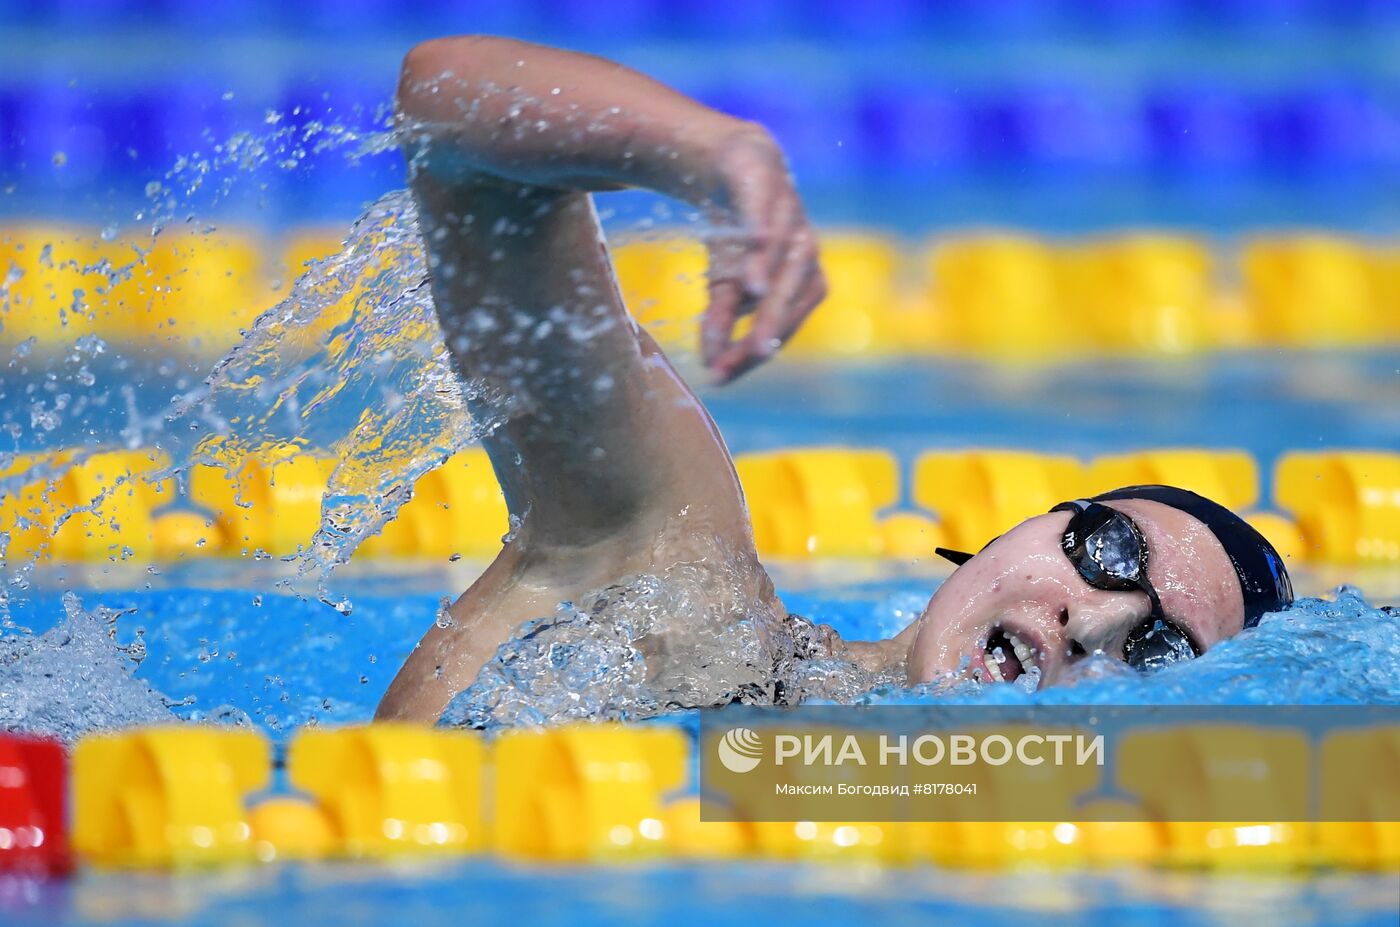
[397,36,824,385]
[702,131,828,385]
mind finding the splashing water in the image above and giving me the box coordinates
[163,189,500,604]
[0,93,788,734]
[837,587,1400,708]
[0,592,177,742]
[1,82,1397,745]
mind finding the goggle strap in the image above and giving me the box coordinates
[935,546,975,566]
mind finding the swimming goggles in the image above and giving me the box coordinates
[936,499,1201,672]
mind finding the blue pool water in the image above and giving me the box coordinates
[3,358,1398,925]
[7,858,1400,927]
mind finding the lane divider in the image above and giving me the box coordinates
[494,724,687,860]
[4,445,1398,564]
[0,733,72,876]
[6,226,1400,358]
[11,723,1400,874]
[72,727,269,868]
[285,724,486,859]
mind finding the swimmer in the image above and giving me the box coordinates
[377,36,1292,722]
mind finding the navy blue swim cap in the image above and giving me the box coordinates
[1091,484,1294,629]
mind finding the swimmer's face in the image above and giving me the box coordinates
[905,499,1245,687]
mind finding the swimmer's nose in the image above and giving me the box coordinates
[1060,590,1154,660]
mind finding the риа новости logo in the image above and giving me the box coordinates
[717,727,763,773]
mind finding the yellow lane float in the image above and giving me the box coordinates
[736,447,899,557]
[1117,725,1312,869]
[49,449,173,561]
[1274,450,1400,562]
[925,234,1069,359]
[247,797,339,863]
[141,228,273,355]
[1242,235,1382,347]
[0,450,74,560]
[913,450,1086,552]
[1085,448,1259,511]
[358,448,509,559]
[73,727,269,868]
[7,224,1400,356]
[493,723,687,860]
[1062,235,1212,355]
[787,232,901,357]
[286,724,487,859]
[190,446,335,555]
[660,797,755,859]
[1316,726,1400,870]
[613,236,707,353]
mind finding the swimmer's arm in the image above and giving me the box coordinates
[397,35,826,381]
[379,38,822,721]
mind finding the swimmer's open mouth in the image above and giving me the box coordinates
[982,627,1040,683]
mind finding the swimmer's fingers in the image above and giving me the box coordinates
[701,277,745,369]
[711,226,826,384]
[702,234,764,368]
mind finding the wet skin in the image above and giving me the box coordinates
[905,499,1246,686]
[376,35,1251,722]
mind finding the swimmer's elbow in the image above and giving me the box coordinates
[398,35,520,117]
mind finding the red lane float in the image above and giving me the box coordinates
[0,734,71,876]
